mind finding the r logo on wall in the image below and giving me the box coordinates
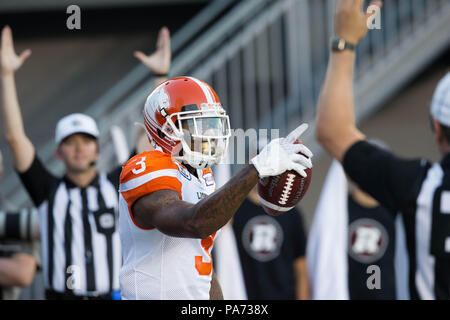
[348,218,389,264]
[241,215,284,262]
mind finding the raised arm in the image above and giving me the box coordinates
[0,26,35,172]
[315,0,382,162]
[134,26,171,88]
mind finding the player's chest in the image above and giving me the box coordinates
[176,166,215,203]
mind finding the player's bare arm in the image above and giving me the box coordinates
[315,0,382,162]
[132,123,312,239]
[209,269,223,300]
[132,164,258,239]
[0,26,35,173]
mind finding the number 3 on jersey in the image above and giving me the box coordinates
[132,157,147,175]
[195,233,216,276]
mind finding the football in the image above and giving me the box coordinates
[257,140,312,216]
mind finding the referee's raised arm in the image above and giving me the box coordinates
[0,26,35,174]
[316,0,382,162]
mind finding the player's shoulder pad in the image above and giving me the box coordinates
[120,150,178,184]
[119,150,183,203]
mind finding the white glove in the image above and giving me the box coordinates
[251,123,313,178]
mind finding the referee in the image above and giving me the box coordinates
[316,0,450,299]
[0,27,121,299]
[3,115,122,299]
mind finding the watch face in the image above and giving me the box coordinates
[331,38,354,52]
[331,38,341,51]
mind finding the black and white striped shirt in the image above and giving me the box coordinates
[344,140,450,300]
[18,156,121,297]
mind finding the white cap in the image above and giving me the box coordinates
[55,113,99,145]
[431,72,450,127]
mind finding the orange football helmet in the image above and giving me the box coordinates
[143,76,231,169]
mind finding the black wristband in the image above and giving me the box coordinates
[330,37,356,52]
[151,72,169,77]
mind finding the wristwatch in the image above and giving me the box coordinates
[331,37,356,52]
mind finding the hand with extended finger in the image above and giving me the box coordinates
[251,124,313,216]
[251,123,313,178]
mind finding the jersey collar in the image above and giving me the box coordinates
[63,173,100,189]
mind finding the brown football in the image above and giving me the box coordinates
[257,140,312,216]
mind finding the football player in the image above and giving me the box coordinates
[118,76,313,299]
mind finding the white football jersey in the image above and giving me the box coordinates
[118,150,217,300]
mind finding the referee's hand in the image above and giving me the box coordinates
[134,26,171,76]
[335,0,383,45]
[1,26,31,76]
